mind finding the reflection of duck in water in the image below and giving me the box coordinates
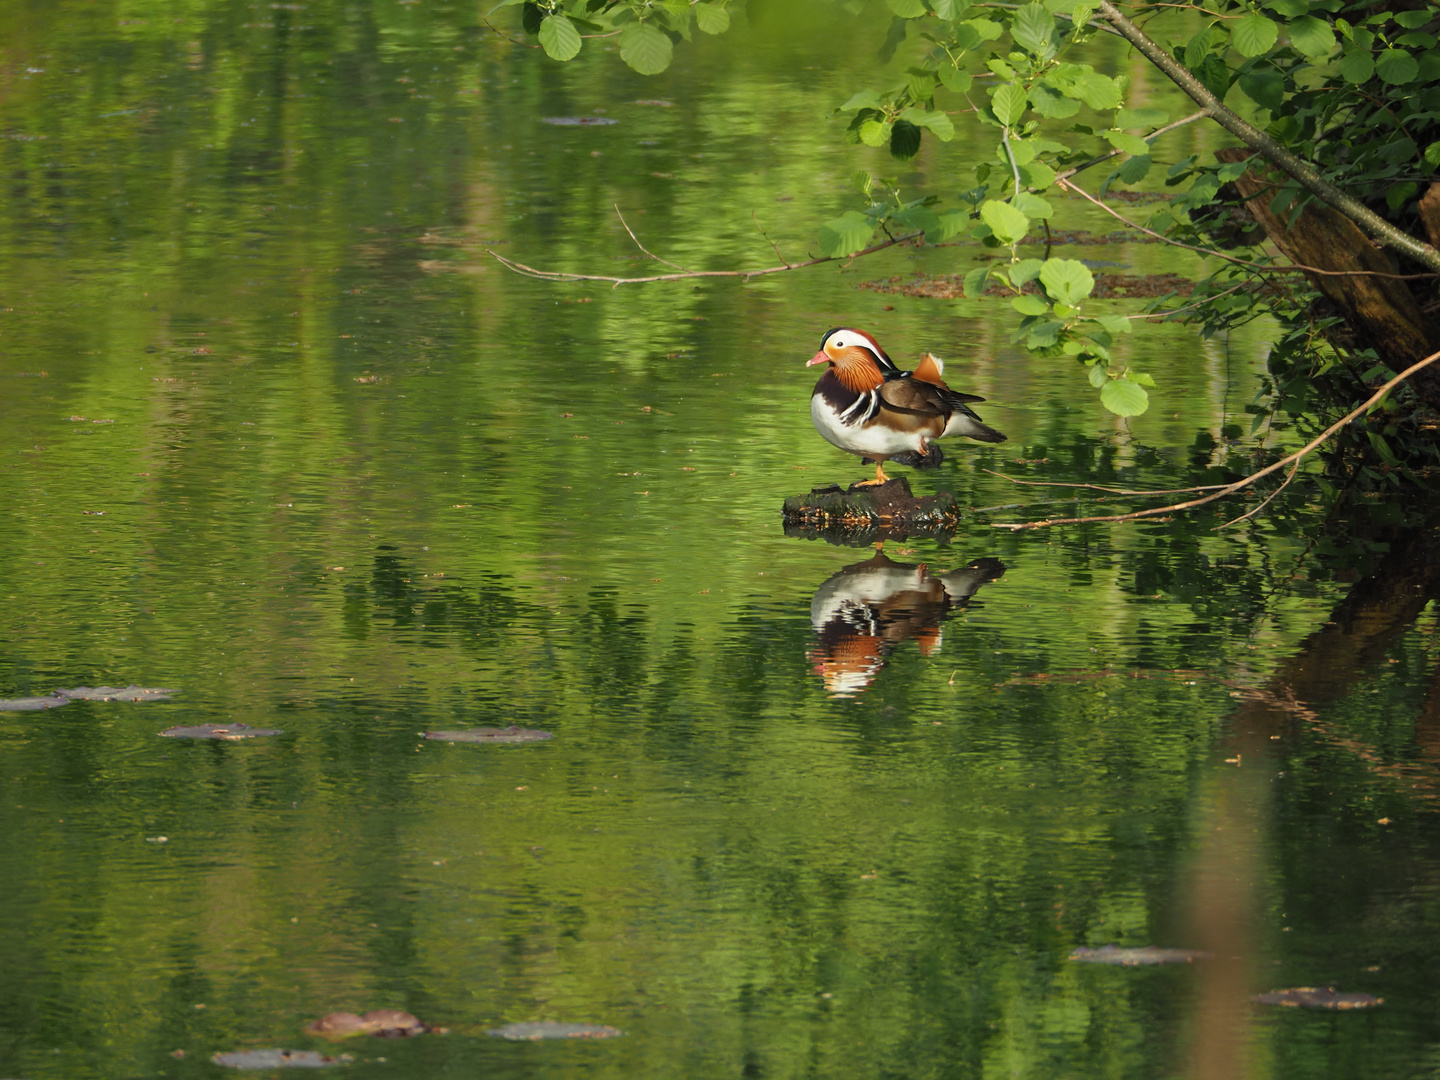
[809,551,1005,696]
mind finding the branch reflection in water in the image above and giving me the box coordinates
[807,550,1005,696]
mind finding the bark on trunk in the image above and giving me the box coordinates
[1215,147,1440,410]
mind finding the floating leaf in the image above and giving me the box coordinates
[1100,379,1149,416]
[488,1022,623,1041]
[161,723,282,739]
[305,1011,434,1039]
[1253,987,1384,1010]
[538,15,582,60]
[0,693,71,712]
[55,685,176,701]
[212,1050,343,1069]
[1068,945,1208,965]
[422,726,554,744]
[619,22,673,75]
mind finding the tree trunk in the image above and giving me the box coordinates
[1215,147,1440,411]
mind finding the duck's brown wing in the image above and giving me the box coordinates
[878,377,962,415]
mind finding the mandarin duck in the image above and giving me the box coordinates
[808,551,1006,696]
[807,328,1006,485]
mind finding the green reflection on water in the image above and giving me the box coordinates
[1,3,1437,1079]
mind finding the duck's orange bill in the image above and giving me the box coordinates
[806,350,830,367]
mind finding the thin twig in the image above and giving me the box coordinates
[479,14,539,47]
[1001,127,1023,197]
[1131,281,1253,320]
[488,230,924,287]
[990,348,1440,530]
[983,468,1231,496]
[1054,109,1208,184]
[1214,457,1301,529]
[615,204,691,272]
[752,211,792,267]
[1058,177,1439,280]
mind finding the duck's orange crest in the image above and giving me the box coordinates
[830,346,884,394]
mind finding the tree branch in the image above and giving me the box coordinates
[1094,0,1440,273]
[990,347,1440,530]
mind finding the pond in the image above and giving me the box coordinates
[1,3,1438,1079]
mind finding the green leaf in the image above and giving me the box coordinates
[991,83,1028,125]
[1262,0,1307,16]
[1029,84,1080,119]
[962,266,992,299]
[926,209,971,243]
[892,205,942,235]
[817,211,877,257]
[1238,70,1284,111]
[1397,31,1437,48]
[1102,130,1151,156]
[1386,180,1420,211]
[980,200,1031,244]
[1115,107,1167,128]
[1087,361,1108,388]
[1010,258,1044,285]
[1339,47,1375,83]
[907,68,938,101]
[859,119,891,146]
[1288,15,1335,58]
[619,21,673,74]
[1018,160,1057,190]
[937,65,973,93]
[930,0,961,16]
[886,0,927,16]
[1096,314,1132,335]
[1071,71,1121,110]
[1394,9,1432,29]
[1232,12,1279,56]
[890,119,923,159]
[901,107,954,140]
[1039,258,1094,304]
[1376,48,1419,84]
[1184,25,1213,67]
[1100,379,1149,416]
[1012,2,1060,57]
[521,1,544,34]
[1426,142,1440,169]
[1126,371,1156,387]
[969,17,1003,40]
[839,90,884,111]
[1012,191,1054,218]
[1025,320,1064,347]
[694,2,730,34]
[1191,54,1232,99]
[1013,294,1050,316]
[538,14,582,60]
[1116,154,1151,183]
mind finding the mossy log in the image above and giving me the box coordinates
[781,477,960,544]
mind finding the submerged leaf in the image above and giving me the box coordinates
[422,726,554,744]
[1253,987,1383,1009]
[1069,945,1209,965]
[160,723,282,739]
[487,1022,623,1040]
[212,1050,343,1069]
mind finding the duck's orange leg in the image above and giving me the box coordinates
[855,460,890,488]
